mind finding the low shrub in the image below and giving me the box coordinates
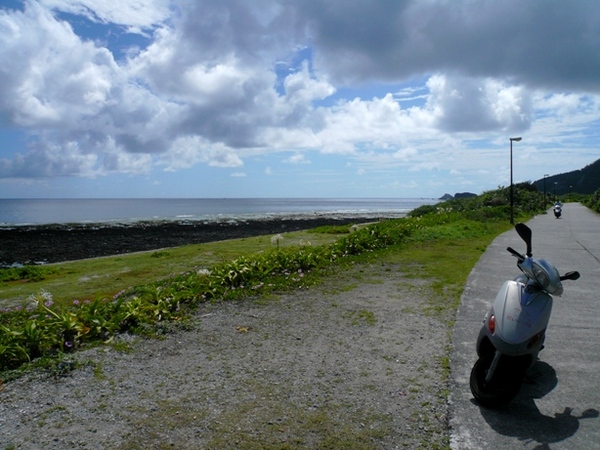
[583,190,600,213]
[311,224,355,234]
[0,265,60,283]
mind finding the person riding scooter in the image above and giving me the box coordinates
[553,202,562,219]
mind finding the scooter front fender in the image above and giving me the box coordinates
[492,280,552,346]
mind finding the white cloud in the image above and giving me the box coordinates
[207,145,244,168]
[0,140,99,178]
[283,62,336,104]
[38,0,170,32]
[535,93,595,117]
[101,147,153,175]
[425,74,532,132]
[283,152,310,164]
[299,0,600,92]
[0,3,119,127]
[158,136,206,171]
[1,0,600,198]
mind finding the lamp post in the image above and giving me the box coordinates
[509,137,522,224]
[543,174,549,209]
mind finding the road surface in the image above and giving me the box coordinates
[450,203,600,449]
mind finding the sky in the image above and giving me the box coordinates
[1,0,599,199]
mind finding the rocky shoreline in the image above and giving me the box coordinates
[0,216,380,266]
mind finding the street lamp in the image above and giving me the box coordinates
[509,137,522,224]
[543,174,549,209]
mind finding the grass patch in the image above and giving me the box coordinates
[0,228,345,309]
[311,223,359,234]
[0,265,61,283]
[118,380,389,450]
[346,308,377,326]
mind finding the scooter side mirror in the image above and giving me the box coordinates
[560,271,580,281]
[515,223,532,257]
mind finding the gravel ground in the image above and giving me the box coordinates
[0,258,450,449]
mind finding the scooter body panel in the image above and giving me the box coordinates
[494,280,552,345]
[477,280,552,356]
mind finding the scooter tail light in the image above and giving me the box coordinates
[487,314,496,334]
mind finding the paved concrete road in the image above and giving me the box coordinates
[449,203,600,449]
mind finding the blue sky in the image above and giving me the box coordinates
[1,0,599,199]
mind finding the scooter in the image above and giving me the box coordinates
[553,204,562,219]
[470,223,580,407]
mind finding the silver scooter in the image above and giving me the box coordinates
[470,223,580,407]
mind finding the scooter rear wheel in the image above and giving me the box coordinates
[470,352,524,407]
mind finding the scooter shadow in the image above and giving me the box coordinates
[473,361,599,447]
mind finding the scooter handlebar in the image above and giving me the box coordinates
[506,246,524,261]
[560,271,580,281]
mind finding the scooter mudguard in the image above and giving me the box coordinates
[492,280,553,346]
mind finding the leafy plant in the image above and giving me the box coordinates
[311,224,355,234]
[0,265,60,282]
[0,328,30,369]
[583,190,600,214]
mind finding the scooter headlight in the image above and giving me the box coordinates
[533,259,563,295]
[532,262,550,289]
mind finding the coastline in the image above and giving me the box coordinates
[0,216,386,265]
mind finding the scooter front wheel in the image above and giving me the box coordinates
[469,353,524,407]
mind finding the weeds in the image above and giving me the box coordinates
[346,309,377,326]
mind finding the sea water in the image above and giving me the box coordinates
[0,198,439,226]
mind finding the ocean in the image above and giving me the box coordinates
[0,198,438,226]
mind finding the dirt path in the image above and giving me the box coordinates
[0,260,450,449]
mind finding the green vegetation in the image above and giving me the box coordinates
[1,184,547,373]
[309,223,361,234]
[409,181,545,221]
[0,229,342,308]
[532,158,600,196]
[0,265,60,283]
[583,190,600,214]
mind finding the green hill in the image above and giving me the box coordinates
[532,159,600,196]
